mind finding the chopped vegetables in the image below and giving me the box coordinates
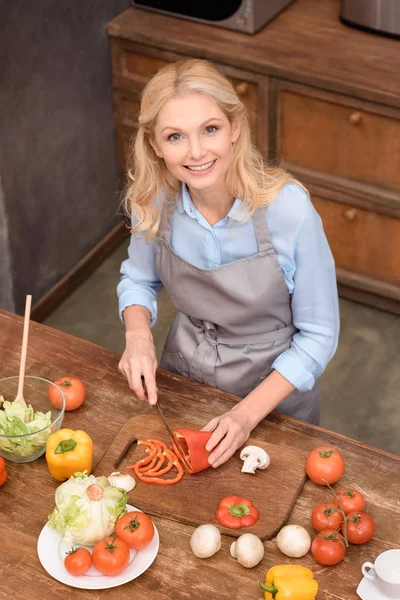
[215,496,260,529]
[0,396,52,458]
[45,428,93,481]
[128,439,184,486]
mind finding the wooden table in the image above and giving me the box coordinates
[1,308,399,600]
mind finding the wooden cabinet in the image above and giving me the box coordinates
[107,0,400,313]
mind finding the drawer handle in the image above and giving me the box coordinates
[235,82,249,96]
[344,208,357,222]
[349,111,362,126]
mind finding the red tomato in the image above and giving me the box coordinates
[333,489,365,515]
[344,512,375,545]
[311,503,344,532]
[48,377,86,411]
[306,445,345,485]
[0,457,7,487]
[0,469,7,487]
[92,536,130,576]
[311,529,346,565]
[115,511,155,550]
[64,547,92,576]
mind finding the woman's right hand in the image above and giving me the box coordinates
[118,330,158,405]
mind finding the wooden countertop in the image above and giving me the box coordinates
[106,0,400,108]
[1,308,399,599]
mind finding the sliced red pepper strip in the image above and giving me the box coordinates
[134,448,184,485]
[146,438,169,450]
[146,450,174,477]
[215,495,260,529]
[171,429,212,474]
[126,439,158,470]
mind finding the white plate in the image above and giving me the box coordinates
[357,576,399,600]
[37,505,159,589]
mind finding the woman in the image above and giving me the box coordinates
[117,59,339,468]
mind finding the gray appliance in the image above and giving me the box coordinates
[131,0,295,34]
[340,0,400,38]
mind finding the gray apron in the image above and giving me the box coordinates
[157,200,320,425]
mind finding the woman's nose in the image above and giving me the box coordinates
[187,137,205,161]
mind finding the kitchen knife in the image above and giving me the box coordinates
[154,401,192,472]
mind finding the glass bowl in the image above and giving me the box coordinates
[0,376,65,463]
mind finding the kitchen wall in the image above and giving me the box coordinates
[0,0,129,314]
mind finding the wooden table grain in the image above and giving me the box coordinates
[1,309,399,600]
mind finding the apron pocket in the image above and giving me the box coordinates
[159,350,190,379]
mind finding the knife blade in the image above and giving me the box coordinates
[154,401,192,472]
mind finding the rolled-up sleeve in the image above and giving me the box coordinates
[117,230,162,326]
[272,192,340,391]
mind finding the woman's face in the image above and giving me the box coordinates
[151,93,240,193]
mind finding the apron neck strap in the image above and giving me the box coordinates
[159,192,178,241]
[252,207,274,254]
[160,190,274,254]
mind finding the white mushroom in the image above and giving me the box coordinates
[107,471,136,492]
[190,524,221,558]
[230,534,264,568]
[276,525,311,557]
[240,446,270,474]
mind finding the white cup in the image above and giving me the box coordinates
[362,549,400,598]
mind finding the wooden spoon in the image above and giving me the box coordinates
[14,295,32,407]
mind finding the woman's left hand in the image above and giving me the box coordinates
[201,405,253,468]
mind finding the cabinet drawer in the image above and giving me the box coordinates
[111,41,260,137]
[279,90,400,193]
[113,91,140,129]
[312,196,400,286]
[111,41,170,88]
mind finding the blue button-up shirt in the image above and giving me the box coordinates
[117,183,340,391]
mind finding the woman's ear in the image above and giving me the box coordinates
[149,136,163,158]
[231,119,241,144]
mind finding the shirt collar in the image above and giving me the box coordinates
[177,183,244,222]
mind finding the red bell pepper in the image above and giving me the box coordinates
[171,428,212,474]
[216,495,260,529]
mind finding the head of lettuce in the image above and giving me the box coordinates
[48,471,128,546]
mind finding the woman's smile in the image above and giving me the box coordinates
[184,159,216,174]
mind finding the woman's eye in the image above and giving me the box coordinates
[205,125,218,134]
[168,133,182,142]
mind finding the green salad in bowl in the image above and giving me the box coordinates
[0,376,65,462]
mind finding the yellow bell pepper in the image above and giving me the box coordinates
[259,565,318,600]
[46,428,93,481]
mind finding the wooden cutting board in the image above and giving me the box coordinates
[95,414,306,540]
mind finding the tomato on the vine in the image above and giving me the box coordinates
[344,512,375,545]
[64,547,92,576]
[311,503,343,532]
[333,489,365,515]
[311,529,346,565]
[92,536,130,576]
[48,377,86,411]
[115,511,154,549]
[306,445,345,485]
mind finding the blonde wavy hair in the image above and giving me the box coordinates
[123,58,305,238]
